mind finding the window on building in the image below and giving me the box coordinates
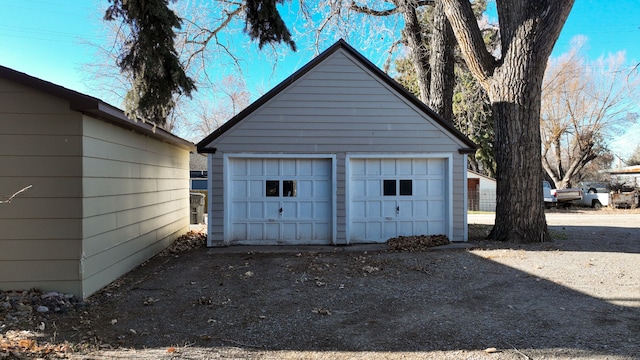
[283,180,297,197]
[266,180,279,197]
[383,180,396,196]
[399,180,412,195]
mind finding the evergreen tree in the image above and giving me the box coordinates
[105,0,297,127]
[245,0,297,51]
[105,0,196,127]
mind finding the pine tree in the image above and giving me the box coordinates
[105,0,196,127]
[105,0,297,127]
[245,0,297,51]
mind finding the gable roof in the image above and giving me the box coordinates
[0,65,195,152]
[197,39,477,153]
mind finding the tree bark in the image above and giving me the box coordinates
[398,0,431,104]
[441,0,574,242]
[428,0,455,121]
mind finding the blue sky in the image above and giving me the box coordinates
[1,0,639,154]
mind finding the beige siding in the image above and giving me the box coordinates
[0,78,84,293]
[1,77,191,298]
[80,116,190,298]
[206,49,470,244]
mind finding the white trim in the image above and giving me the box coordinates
[463,155,468,242]
[207,154,214,247]
[222,153,337,245]
[345,153,454,244]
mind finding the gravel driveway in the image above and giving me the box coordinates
[2,210,639,360]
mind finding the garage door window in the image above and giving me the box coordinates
[283,180,297,197]
[383,179,413,196]
[383,180,396,196]
[266,180,279,197]
[266,180,297,197]
[400,180,412,195]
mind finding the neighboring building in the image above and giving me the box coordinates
[189,153,208,191]
[467,170,496,212]
[197,40,476,246]
[607,165,640,190]
[0,65,195,298]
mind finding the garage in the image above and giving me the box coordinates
[348,157,448,243]
[197,40,476,246]
[227,157,334,245]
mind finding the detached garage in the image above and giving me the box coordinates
[197,40,476,246]
[0,65,194,298]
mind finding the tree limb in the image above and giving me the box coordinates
[440,0,496,89]
[1,185,33,204]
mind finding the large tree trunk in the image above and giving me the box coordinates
[428,0,455,121]
[440,0,574,242]
[488,59,549,242]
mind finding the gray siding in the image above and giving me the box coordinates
[205,49,469,243]
[207,51,462,154]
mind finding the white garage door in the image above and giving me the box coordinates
[349,157,447,243]
[228,158,332,245]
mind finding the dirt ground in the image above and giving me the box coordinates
[1,209,639,359]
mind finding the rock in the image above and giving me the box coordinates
[36,306,49,313]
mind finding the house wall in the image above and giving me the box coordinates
[0,78,84,295]
[206,50,469,243]
[80,116,190,297]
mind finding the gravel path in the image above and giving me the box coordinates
[2,211,638,359]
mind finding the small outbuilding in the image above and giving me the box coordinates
[197,40,476,246]
[0,66,195,298]
[467,170,496,211]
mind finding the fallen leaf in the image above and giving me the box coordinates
[312,307,331,315]
[143,297,159,306]
[167,346,176,353]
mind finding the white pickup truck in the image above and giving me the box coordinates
[571,182,609,208]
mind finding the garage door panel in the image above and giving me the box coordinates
[396,159,412,175]
[247,159,262,175]
[383,221,397,238]
[430,220,445,234]
[248,202,264,218]
[382,201,396,217]
[315,202,331,218]
[428,179,445,195]
[413,179,428,195]
[366,201,381,217]
[398,221,413,236]
[429,201,445,217]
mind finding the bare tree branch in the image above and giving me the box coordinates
[1,185,33,204]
